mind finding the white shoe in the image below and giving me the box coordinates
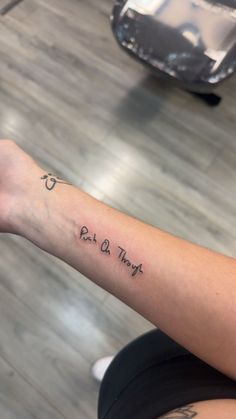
[91,356,114,383]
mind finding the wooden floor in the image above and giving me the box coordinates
[0,0,235,417]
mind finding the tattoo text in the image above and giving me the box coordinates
[79,225,143,278]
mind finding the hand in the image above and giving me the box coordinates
[0,140,43,234]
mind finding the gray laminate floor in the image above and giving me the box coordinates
[0,0,235,418]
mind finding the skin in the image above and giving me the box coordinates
[158,400,236,418]
[1,139,236,418]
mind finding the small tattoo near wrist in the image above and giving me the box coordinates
[41,173,71,191]
[158,404,198,418]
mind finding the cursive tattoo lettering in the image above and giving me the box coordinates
[118,247,144,277]
[78,226,143,278]
[80,226,97,243]
[118,247,131,266]
[158,404,198,418]
[101,239,111,255]
[41,173,71,191]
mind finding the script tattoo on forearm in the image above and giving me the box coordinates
[79,226,143,278]
[158,405,198,418]
[41,173,71,191]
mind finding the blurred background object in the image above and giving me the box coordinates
[112,0,236,100]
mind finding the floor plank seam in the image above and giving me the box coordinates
[0,347,68,419]
[0,0,24,16]
[0,279,94,365]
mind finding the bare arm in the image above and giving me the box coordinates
[1,140,236,380]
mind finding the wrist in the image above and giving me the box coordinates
[15,170,77,259]
[9,165,47,237]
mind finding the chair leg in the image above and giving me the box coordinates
[191,92,222,107]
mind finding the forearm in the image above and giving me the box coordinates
[18,171,236,379]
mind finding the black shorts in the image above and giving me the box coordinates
[98,329,236,419]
